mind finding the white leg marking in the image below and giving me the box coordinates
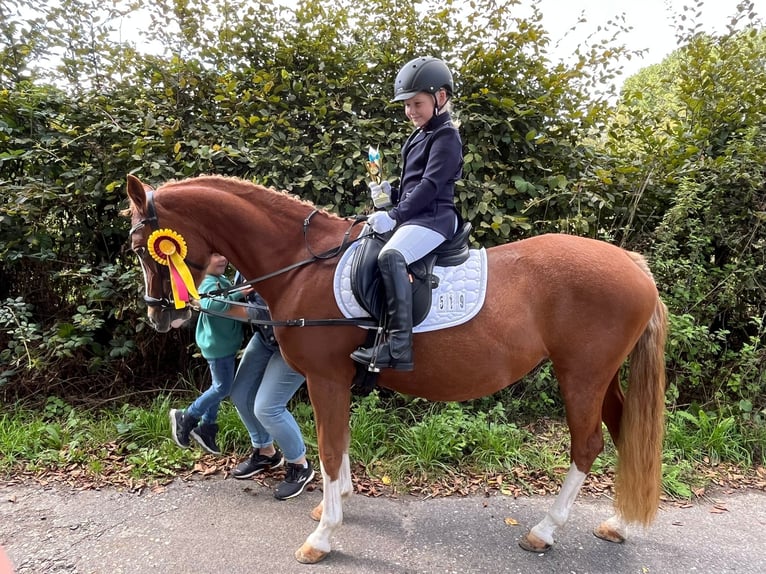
[601,513,629,538]
[305,460,343,553]
[340,452,353,498]
[530,463,587,546]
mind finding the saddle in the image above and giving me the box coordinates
[350,222,472,324]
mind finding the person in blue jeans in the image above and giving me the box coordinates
[229,291,315,500]
[170,253,248,455]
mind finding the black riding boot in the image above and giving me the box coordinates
[351,250,414,371]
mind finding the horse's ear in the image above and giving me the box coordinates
[126,175,147,211]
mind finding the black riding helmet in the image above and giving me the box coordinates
[392,57,454,102]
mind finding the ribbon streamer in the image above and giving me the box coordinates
[147,229,201,309]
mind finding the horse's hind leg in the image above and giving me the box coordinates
[520,370,612,552]
[593,373,629,543]
[519,462,589,552]
[594,513,628,544]
[601,372,624,446]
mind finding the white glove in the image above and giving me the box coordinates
[370,181,392,209]
[367,211,396,233]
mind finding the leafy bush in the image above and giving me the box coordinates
[0,0,763,428]
[0,0,623,400]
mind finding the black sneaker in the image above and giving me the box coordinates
[274,461,316,500]
[231,448,284,479]
[169,409,199,449]
[190,422,221,455]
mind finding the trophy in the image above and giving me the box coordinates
[366,146,391,208]
[366,146,383,184]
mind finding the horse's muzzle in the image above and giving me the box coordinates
[147,307,192,332]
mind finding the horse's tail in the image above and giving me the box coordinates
[614,253,668,525]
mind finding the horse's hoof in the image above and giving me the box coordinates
[593,522,626,543]
[295,543,328,564]
[518,532,552,553]
[310,502,323,522]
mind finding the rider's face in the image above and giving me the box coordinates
[404,90,445,128]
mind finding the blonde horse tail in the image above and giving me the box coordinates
[614,253,668,525]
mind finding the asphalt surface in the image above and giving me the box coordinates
[1,476,764,574]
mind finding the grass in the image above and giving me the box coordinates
[0,391,763,499]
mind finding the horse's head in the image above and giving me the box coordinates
[126,174,208,332]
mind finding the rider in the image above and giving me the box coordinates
[351,56,463,371]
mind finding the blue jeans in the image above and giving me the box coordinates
[230,333,307,463]
[187,354,236,424]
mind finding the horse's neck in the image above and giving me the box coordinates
[203,191,306,268]
[182,184,348,307]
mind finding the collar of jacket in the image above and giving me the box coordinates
[422,111,452,134]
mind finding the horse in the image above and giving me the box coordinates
[125,173,667,564]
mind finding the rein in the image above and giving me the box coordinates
[208,210,363,294]
[200,211,377,328]
[133,188,377,327]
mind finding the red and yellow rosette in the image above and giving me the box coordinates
[147,229,200,309]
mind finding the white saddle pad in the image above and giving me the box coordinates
[333,241,488,333]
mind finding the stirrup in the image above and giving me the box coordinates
[350,345,383,373]
[353,322,387,372]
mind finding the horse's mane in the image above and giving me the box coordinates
[125,174,349,226]
[157,174,337,216]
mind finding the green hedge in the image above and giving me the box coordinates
[0,0,763,421]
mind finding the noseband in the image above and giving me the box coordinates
[128,190,205,309]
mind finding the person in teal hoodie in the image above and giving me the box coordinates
[169,252,249,455]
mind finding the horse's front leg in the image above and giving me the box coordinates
[296,457,348,563]
[310,451,353,522]
[295,375,352,564]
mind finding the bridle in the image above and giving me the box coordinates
[127,190,206,310]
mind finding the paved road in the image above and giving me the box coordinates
[1,477,764,574]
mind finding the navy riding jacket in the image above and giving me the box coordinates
[389,112,463,239]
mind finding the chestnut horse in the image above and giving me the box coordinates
[125,174,667,564]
